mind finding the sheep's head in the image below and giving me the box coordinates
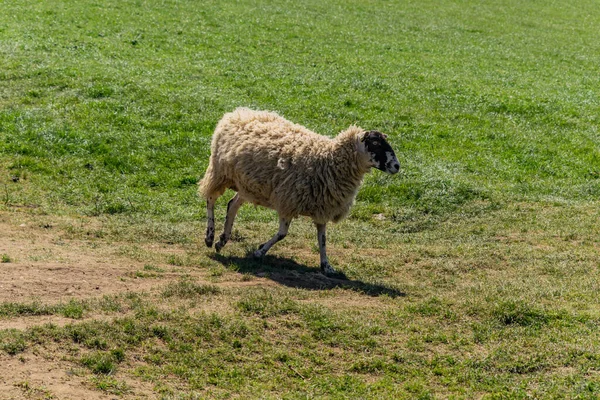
[359,130,400,174]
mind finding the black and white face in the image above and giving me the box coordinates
[361,131,400,174]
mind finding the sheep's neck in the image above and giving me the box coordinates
[318,138,369,206]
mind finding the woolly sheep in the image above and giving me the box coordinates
[198,108,399,275]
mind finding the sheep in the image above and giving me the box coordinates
[198,108,399,276]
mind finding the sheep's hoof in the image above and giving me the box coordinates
[205,227,214,247]
[253,249,265,258]
[321,262,346,279]
[215,241,225,253]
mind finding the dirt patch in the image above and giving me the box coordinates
[0,313,124,331]
[0,216,178,303]
[0,351,154,399]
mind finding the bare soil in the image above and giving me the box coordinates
[0,213,197,399]
[0,350,155,400]
[0,218,162,304]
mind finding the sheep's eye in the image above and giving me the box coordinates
[371,141,380,146]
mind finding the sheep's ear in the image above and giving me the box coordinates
[382,133,388,139]
[360,132,369,142]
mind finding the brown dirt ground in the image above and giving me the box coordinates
[0,213,208,399]
[0,350,155,400]
[0,219,161,304]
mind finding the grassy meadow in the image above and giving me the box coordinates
[1,0,600,398]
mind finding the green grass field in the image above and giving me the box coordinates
[2,0,600,398]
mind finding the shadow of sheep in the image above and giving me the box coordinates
[209,253,405,298]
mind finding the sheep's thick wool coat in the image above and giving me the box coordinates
[199,108,372,224]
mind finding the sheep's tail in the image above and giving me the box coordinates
[198,162,214,199]
[198,142,227,200]
[198,157,228,200]
[199,108,252,199]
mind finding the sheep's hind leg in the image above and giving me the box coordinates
[253,217,291,258]
[205,196,217,248]
[215,193,245,252]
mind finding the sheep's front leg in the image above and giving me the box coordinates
[253,217,291,258]
[205,197,216,247]
[215,193,245,252]
[316,223,336,275]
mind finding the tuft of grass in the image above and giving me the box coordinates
[236,290,299,317]
[0,300,87,319]
[161,280,221,298]
[0,332,27,355]
[60,299,87,319]
[13,380,55,398]
[81,350,124,375]
[98,295,123,313]
[299,304,347,342]
[133,271,158,279]
[350,357,397,374]
[166,255,187,266]
[1,254,11,263]
[406,297,446,317]
[0,302,51,317]
[143,264,165,273]
[492,300,553,327]
[91,375,130,395]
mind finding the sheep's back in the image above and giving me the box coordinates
[212,109,332,211]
